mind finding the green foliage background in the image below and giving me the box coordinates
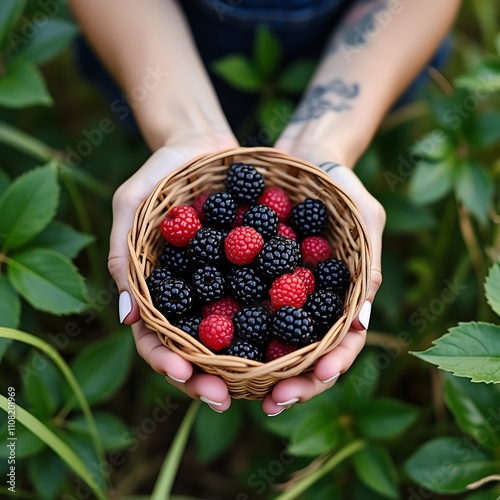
[0,1,499,499]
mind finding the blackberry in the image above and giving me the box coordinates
[314,258,350,294]
[203,192,237,228]
[272,306,314,346]
[228,266,269,305]
[304,291,343,334]
[146,267,173,296]
[192,265,226,303]
[160,241,191,275]
[290,198,328,238]
[154,278,193,318]
[226,163,265,204]
[256,236,301,279]
[242,205,279,241]
[226,340,263,361]
[233,307,272,345]
[187,227,224,264]
[174,316,202,340]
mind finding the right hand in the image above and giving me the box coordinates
[108,133,238,411]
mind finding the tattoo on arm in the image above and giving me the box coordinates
[291,79,359,122]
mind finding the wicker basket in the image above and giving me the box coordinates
[127,147,371,400]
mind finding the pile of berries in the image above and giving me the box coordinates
[146,163,350,362]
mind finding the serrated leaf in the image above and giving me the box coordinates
[28,449,68,500]
[212,55,262,92]
[8,248,88,315]
[0,275,20,328]
[65,333,134,406]
[409,159,455,205]
[253,25,281,78]
[378,193,435,233]
[355,398,419,440]
[28,221,94,259]
[0,164,59,250]
[485,261,500,317]
[0,0,26,47]
[0,61,52,108]
[257,97,295,142]
[289,412,339,457]
[277,59,317,94]
[404,437,498,494]
[413,322,500,383]
[443,372,500,449]
[16,18,78,64]
[455,59,500,93]
[353,445,399,499]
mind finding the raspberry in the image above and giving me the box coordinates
[304,291,343,334]
[290,198,328,238]
[256,236,301,279]
[266,339,297,361]
[161,205,202,247]
[231,204,249,228]
[243,205,279,241]
[191,193,209,222]
[203,192,237,228]
[269,274,307,309]
[224,226,264,265]
[192,265,226,303]
[258,187,292,222]
[202,296,241,319]
[160,242,191,275]
[226,163,265,204]
[226,341,262,361]
[233,306,272,345]
[293,267,316,295]
[300,236,332,267]
[277,223,297,241]
[154,278,193,319]
[314,258,351,294]
[199,314,234,351]
[146,267,173,296]
[174,316,202,340]
[187,227,224,264]
[272,306,314,346]
[228,266,269,305]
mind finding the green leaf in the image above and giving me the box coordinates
[413,322,500,383]
[66,332,134,406]
[212,55,262,92]
[455,160,493,225]
[0,169,10,197]
[0,275,20,328]
[485,261,500,317]
[0,339,12,363]
[8,248,88,315]
[466,489,500,500]
[257,97,295,143]
[0,164,59,250]
[378,193,435,233]
[194,402,242,462]
[468,112,500,148]
[455,59,500,93]
[28,449,68,500]
[0,420,45,459]
[410,130,454,162]
[28,221,94,258]
[409,159,455,205]
[352,445,399,499]
[16,18,78,64]
[253,25,281,78]
[289,412,339,457]
[0,0,26,47]
[443,372,500,449]
[0,61,52,108]
[277,59,317,94]
[404,437,499,494]
[355,398,419,440]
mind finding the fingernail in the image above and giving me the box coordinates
[359,301,372,330]
[208,405,224,413]
[166,373,187,383]
[276,397,299,407]
[267,408,285,417]
[321,372,340,384]
[119,291,132,323]
[200,396,222,407]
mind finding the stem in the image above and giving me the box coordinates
[274,440,366,500]
[0,120,53,162]
[150,401,201,500]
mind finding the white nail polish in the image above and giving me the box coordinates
[359,301,372,330]
[321,372,340,384]
[166,374,187,383]
[119,291,132,323]
[267,409,285,417]
[276,397,299,406]
[208,405,224,413]
[200,396,222,406]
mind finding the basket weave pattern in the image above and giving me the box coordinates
[128,147,371,399]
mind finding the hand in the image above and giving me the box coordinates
[262,142,385,416]
[108,133,238,412]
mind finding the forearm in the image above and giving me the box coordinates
[278,0,461,167]
[70,0,232,150]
